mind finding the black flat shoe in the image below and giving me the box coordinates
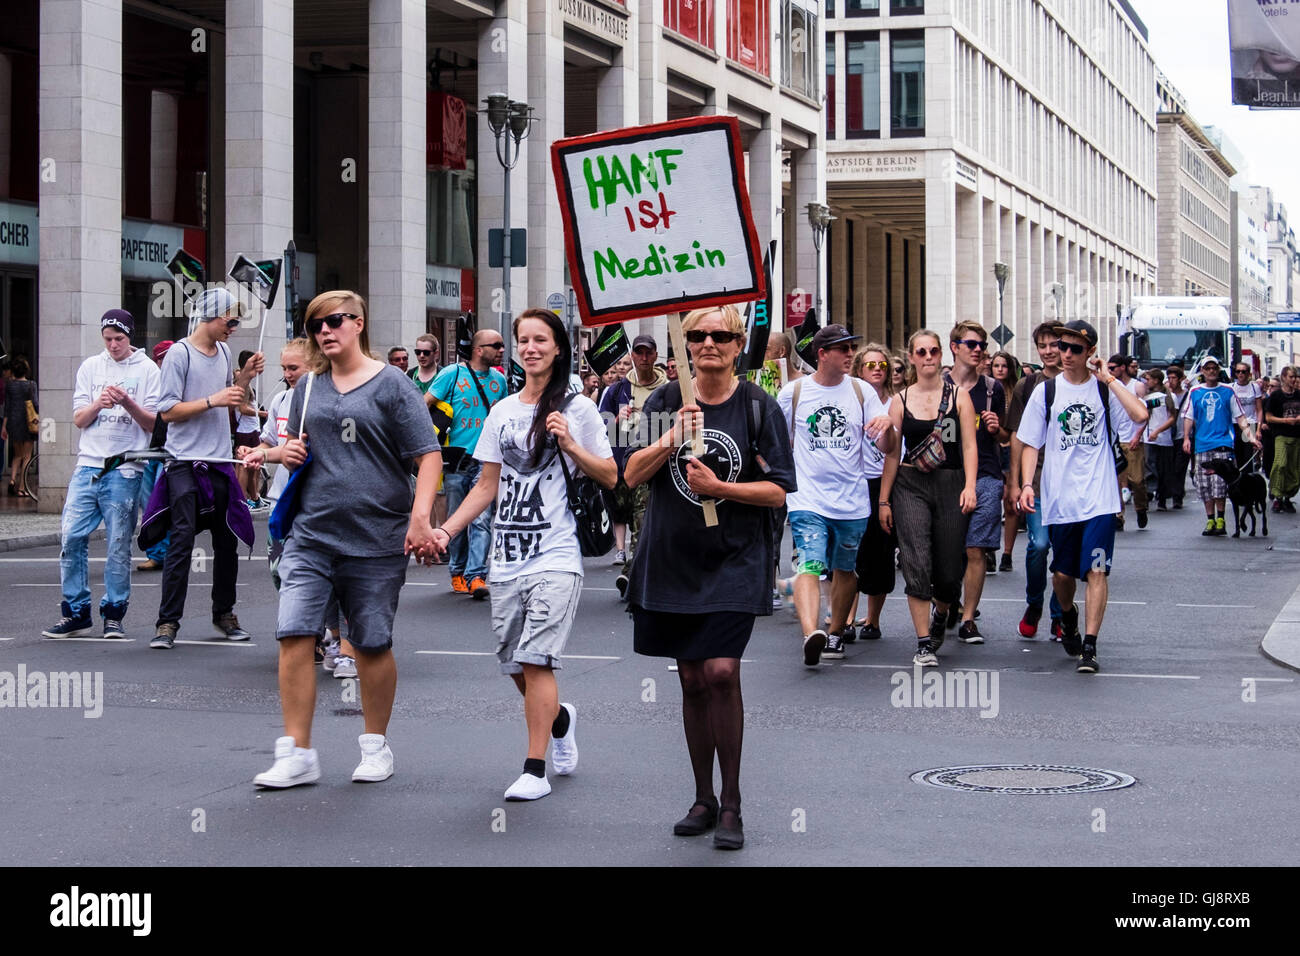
[673,798,719,836]
[714,807,744,850]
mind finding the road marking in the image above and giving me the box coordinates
[842,663,1002,671]
[0,556,270,562]
[1095,673,1199,680]
[975,597,1148,605]
[1108,601,1147,606]
[41,637,137,643]
[415,650,491,656]
[403,582,441,587]
[414,650,622,661]
[584,587,621,592]
[0,637,15,641]
[13,582,162,588]
[1250,677,1295,683]
[172,640,257,648]
[1176,603,1254,608]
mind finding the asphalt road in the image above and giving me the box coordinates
[1,501,1298,867]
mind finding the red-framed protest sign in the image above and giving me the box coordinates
[550,115,767,328]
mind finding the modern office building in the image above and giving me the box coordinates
[822,0,1157,358]
[0,0,822,512]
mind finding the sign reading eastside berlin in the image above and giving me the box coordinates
[551,116,765,327]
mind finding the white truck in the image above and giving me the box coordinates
[1118,296,1234,371]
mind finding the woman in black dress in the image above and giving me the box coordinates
[624,305,796,850]
[2,357,38,497]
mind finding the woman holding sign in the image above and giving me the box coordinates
[623,305,796,850]
[432,308,616,802]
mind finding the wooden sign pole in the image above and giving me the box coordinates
[668,312,719,528]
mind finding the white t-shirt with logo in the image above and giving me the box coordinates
[1114,377,1144,442]
[777,375,888,520]
[257,387,295,502]
[473,393,613,583]
[1015,374,1123,525]
[1143,392,1173,447]
[72,348,162,476]
[1232,380,1262,424]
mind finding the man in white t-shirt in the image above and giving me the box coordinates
[1231,362,1263,473]
[1017,321,1149,675]
[777,324,892,666]
[1107,352,1147,529]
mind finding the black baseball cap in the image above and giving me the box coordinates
[811,324,860,353]
[631,334,657,351]
[1053,320,1098,348]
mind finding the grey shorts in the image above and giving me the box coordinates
[965,476,1005,549]
[490,571,583,675]
[276,536,408,652]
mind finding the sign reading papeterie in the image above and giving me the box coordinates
[551,115,765,328]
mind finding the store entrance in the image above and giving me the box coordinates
[0,271,36,370]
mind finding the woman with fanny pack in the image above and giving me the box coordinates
[879,329,978,667]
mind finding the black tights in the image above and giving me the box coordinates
[677,657,743,813]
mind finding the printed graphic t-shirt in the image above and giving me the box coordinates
[257,388,295,501]
[777,376,887,520]
[1182,383,1244,454]
[473,393,613,584]
[1015,374,1123,525]
[1266,387,1300,440]
[430,363,507,452]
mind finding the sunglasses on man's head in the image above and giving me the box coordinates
[306,312,359,335]
[913,346,942,358]
[860,360,890,371]
[954,339,987,351]
[1057,340,1088,355]
[684,329,741,344]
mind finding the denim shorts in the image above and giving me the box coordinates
[965,476,1005,549]
[276,536,408,651]
[788,510,869,576]
[490,571,583,675]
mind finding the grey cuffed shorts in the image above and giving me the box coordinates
[276,536,407,652]
[490,571,584,675]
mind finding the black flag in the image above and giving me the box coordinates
[739,240,777,373]
[583,324,630,376]
[456,312,476,361]
[793,307,820,371]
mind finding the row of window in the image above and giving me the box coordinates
[825,31,925,137]
[1180,232,1230,285]
[1179,140,1231,206]
[664,0,818,92]
[1179,186,1230,247]
[825,0,923,15]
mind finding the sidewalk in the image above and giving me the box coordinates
[1262,572,1300,675]
[0,509,93,553]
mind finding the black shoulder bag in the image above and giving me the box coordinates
[557,394,614,557]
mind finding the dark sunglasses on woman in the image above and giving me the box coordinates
[306,312,359,335]
[685,329,741,344]
[913,346,942,358]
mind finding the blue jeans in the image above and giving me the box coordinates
[138,459,168,561]
[443,458,490,580]
[61,466,141,619]
[1024,505,1062,620]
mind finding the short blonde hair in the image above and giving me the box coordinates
[681,304,745,340]
[303,291,371,373]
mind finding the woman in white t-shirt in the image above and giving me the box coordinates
[433,308,616,802]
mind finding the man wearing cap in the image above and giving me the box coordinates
[135,339,174,571]
[598,333,669,595]
[1182,356,1259,536]
[1106,353,1147,529]
[42,310,162,638]
[148,288,264,649]
[1016,320,1148,674]
[777,324,892,665]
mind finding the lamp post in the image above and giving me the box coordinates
[807,202,835,325]
[993,261,1009,339]
[484,93,534,371]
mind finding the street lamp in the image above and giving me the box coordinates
[484,93,534,372]
[807,202,835,325]
[993,261,1009,338]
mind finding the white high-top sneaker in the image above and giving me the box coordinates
[253,736,321,789]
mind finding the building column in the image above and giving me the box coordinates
[924,152,957,337]
[955,186,980,327]
[527,0,565,337]
[830,215,848,329]
[637,0,666,123]
[981,197,998,328]
[906,238,923,334]
[38,0,123,513]
[793,146,825,322]
[225,0,293,370]
[1014,214,1030,351]
[367,0,426,351]
[864,224,886,345]
[889,234,905,339]
[478,3,530,343]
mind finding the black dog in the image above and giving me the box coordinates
[1204,458,1268,538]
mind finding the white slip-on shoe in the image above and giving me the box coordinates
[254,736,321,789]
[551,703,578,776]
[504,772,551,801]
[352,733,394,782]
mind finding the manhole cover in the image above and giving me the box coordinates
[911,764,1135,794]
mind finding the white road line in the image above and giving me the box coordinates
[1108,601,1147,606]
[414,650,622,661]
[0,556,270,562]
[0,637,15,641]
[1176,603,1254,608]
[40,637,137,643]
[1095,673,1200,680]
[415,650,491,656]
[403,582,441,587]
[172,640,257,648]
[584,587,621,592]
[842,663,1001,671]
[13,582,162,588]
[1250,677,1295,683]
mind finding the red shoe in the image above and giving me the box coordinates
[451,574,469,594]
[1018,605,1041,639]
[1050,619,1064,642]
[469,577,490,600]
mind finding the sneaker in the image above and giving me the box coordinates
[42,603,93,639]
[151,622,178,649]
[551,703,579,775]
[944,602,961,630]
[613,549,627,565]
[957,620,984,644]
[253,736,321,789]
[913,641,939,667]
[1060,605,1083,658]
[841,623,858,644]
[352,733,394,782]
[135,558,163,572]
[1157,500,1169,512]
[214,613,250,641]
[1285,500,1297,514]
[333,656,357,679]
[1077,644,1099,674]
[999,553,1013,573]
[1272,499,1283,514]
[1121,487,1132,504]
[772,588,783,610]
[929,606,947,653]
[313,639,325,665]
[1202,519,1217,536]
[860,623,882,641]
[1214,517,1227,536]
[322,638,342,671]
[984,551,996,572]
[451,574,469,594]
[802,630,827,667]
[1050,619,1063,642]
[1173,499,1183,509]
[1018,604,1042,639]
[615,573,629,599]
[1136,509,1148,529]
[823,629,846,660]
[103,618,126,639]
[469,576,490,600]
[504,771,551,801]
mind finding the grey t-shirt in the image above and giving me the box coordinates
[287,363,437,556]
[157,339,234,460]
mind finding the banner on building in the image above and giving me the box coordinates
[583,323,631,376]
[1229,0,1300,108]
[550,115,766,328]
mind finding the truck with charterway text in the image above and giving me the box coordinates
[1119,296,1236,371]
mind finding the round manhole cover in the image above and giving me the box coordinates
[911,764,1135,794]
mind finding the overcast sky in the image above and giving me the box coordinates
[1129,0,1300,220]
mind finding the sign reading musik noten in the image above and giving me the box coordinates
[826,152,923,180]
[558,0,629,45]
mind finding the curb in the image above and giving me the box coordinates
[0,528,103,553]
[1261,581,1300,675]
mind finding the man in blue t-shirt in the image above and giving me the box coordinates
[1181,356,1259,536]
[430,330,507,597]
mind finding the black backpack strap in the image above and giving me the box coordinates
[1043,376,1056,430]
[1098,377,1115,444]
[741,380,771,475]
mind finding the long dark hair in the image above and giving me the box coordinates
[513,308,573,469]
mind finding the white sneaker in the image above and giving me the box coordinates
[551,703,579,776]
[352,733,394,782]
[504,771,551,801]
[332,656,357,679]
[321,639,342,672]
[253,735,321,789]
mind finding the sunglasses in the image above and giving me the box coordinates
[685,329,741,344]
[860,360,890,371]
[414,348,434,356]
[954,339,987,351]
[223,318,242,331]
[1056,340,1088,355]
[913,346,942,358]
[481,341,505,349]
[307,312,359,335]
[1236,368,1250,374]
